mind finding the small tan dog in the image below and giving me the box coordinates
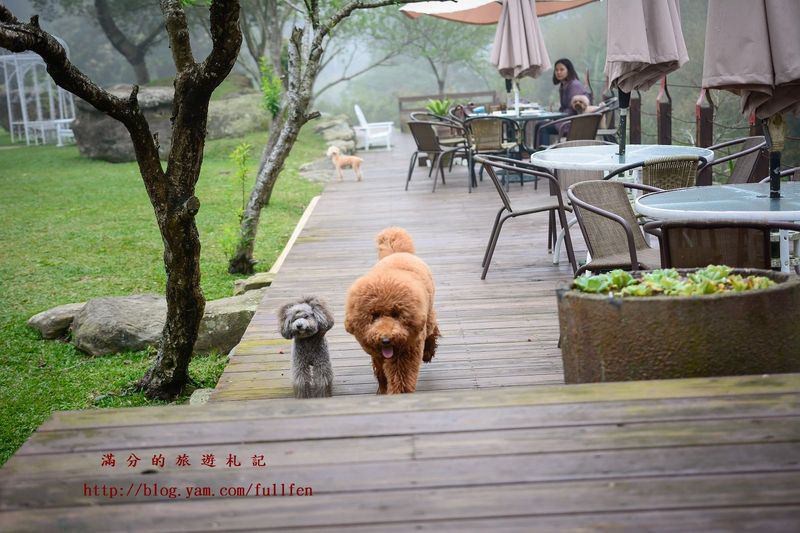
[570,94,601,114]
[327,145,364,182]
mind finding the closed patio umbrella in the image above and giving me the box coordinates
[491,0,551,80]
[491,0,552,114]
[400,0,597,25]
[604,0,688,156]
[702,0,800,198]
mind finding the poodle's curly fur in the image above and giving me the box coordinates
[345,227,440,394]
[278,296,335,399]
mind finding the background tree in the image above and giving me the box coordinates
[0,0,242,399]
[366,12,495,94]
[227,0,443,274]
[32,0,170,84]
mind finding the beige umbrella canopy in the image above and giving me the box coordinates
[603,0,688,155]
[491,0,551,79]
[400,0,596,25]
[702,0,800,197]
[702,0,800,120]
[604,0,688,93]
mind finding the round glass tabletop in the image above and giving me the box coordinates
[635,183,800,222]
[530,144,715,171]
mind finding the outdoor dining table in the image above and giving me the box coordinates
[529,143,716,265]
[635,182,800,272]
[529,143,715,172]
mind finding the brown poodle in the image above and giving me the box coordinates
[345,227,440,394]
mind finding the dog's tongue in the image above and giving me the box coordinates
[381,346,394,359]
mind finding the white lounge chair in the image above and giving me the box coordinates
[353,104,393,150]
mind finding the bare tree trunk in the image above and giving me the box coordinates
[1,1,242,400]
[94,0,163,86]
[228,96,310,273]
[132,58,151,86]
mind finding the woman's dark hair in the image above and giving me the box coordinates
[552,58,578,85]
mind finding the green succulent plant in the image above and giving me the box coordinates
[425,98,453,117]
[573,266,775,297]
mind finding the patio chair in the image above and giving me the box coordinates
[603,155,708,190]
[643,220,800,269]
[595,97,619,143]
[353,104,393,150]
[544,140,615,262]
[530,112,603,151]
[704,136,767,184]
[464,116,520,192]
[406,121,468,193]
[567,180,662,276]
[475,154,577,279]
[409,112,466,147]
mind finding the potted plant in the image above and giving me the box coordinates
[556,266,800,383]
[425,98,453,117]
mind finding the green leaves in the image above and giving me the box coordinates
[573,266,775,297]
[259,58,283,120]
[425,98,453,116]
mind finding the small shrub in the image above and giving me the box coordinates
[259,58,283,119]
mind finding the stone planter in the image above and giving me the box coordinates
[556,269,800,384]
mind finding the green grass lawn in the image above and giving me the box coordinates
[0,126,325,465]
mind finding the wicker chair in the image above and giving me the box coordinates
[530,112,603,151]
[476,155,577,279]
[644,220,800,269]
[464,116,520,192]
[704,136,767,184]
[543,140,615,263]
[409,112,466,148]
[406,121,467,192]
[567,180,662,276]
[603,155,707,190]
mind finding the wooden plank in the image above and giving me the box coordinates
[18,396,800,455]
[39,374,800,431]
[4,442,798,510]
[2,472,799,531]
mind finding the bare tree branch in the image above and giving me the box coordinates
[314,46,402,97]
[202,0,243,86]
[160,0,195,72]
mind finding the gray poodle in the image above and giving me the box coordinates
[278,296,335,399]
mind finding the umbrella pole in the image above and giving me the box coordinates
[617,89,631,156]
[763,114,786,199]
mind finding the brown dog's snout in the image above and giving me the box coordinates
[381,337,391,345]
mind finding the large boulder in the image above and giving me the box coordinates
[207,93,270,140]
[194,288,266,355]
[72,85,174,163]
[27,302,86,340]
[69,290,267,356]
[71,294,166,356]
[73,86,270,162]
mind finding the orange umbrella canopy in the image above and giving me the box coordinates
[400,0,596,25]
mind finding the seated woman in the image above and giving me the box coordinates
[537,58,592,147]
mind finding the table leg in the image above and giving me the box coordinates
[779,229,790,273]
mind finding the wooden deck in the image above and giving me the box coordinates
[2,374,799,530]
[213,134,584,401]
[4,135,799,530]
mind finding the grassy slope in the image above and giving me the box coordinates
[0,126,325,465]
